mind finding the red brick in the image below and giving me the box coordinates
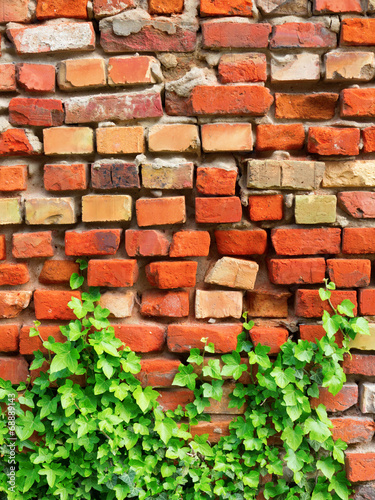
[0,263,29,286]
[275,93,339,120]
[34,290,81,320]
[170,231,210,257]
[125,230,170,257]
[268,258,326,285]
[200,0,252,15]
[311,384,358,412]
[137,357,181,387]
[191,85,273,116]
[36,0,88,19]
[0,0,31,22]
[331,417,375,444]
[19,325,65,355]
[0,236,5,261]
[215,229,267,255]
[0,64,16,92]
[157,389,194,411]
[44,163,87,191]
[295,289,357,318]
[0,325,19,352]
[250,326,289,354]
[0,129,40,156]
[342,228,375,254]
[196,167,237,196]
[299,324,343,347]
[218,53,266,83]
[202,20,271,49]
[248,195,283,221]
[146,261,197,289]
[141,290,189,317]
[346,453,375,482]
[87,259,138,287]
[189,416,231,443]
[0,165,27,192]
[167,323,242,353]
[341,18,375,46]
[359,289,375,315]
[0,291,31,319]
[12,231,53,259]
[39,260,79,284]
[256,124,305,151]
[149,0,183,14]
[343,353,375,376]
[196,197,242,223]
[270,22,337,48]
[58,58,106,91]
[362,127,375,153]
[308,127,360,156]
[65,229,121,256]
[93,0,134,17]
[136,197,186,227]
[9,97,64,127]
[327,259,371,288]
[247,290,290,318]
[108,55,158,85]
[341,88,375,118]
[338,192,375,219]
[0,356,28,384]
[314,0,362,12]
[271,228,341,256]
[113,324,165,352]
[16,63,55,93]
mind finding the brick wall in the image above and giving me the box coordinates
[1,0,375,493]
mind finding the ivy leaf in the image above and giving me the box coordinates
[161,463,176,478]
[121,351,141,374]
[50,346,79,374]
[202,380,224,401]
[249,343,271,369]
[328,472,350,500]
[332,439,347,464]
[294,341,314,363]
[221,351,248,380]
[70,273,84,290]
[322,311,342,338]
[337,300,355,318]
[205,342,215,353]
[133,385,159,413]
[154,417,177,445]
[319,288,331,302]
[97,357,114,379]
[281,425,304,451]
[173,364,198,391]
[317,457,337,480]
[187,348,203,365]
[243,470,259,488]
[202,359,222,380]
[271,366,296,389]
[349,316,370,336]
[190,435,214,457]
[285,448,305,473]
[304,417,331,443]
[76,258,88,270]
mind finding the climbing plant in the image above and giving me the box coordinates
[0,271,369,499]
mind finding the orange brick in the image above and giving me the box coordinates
[341,88,375,118]
[170,231,210,257]
[136,197,186,227]
[113,324,165,352]
[20,325,65,355]
[295,289,357,318]
[256,124,305,151]
[215,229,267,255]
[125,230,170,257]
[108,55,160,85]
[200,0,252,16]
[327,259,371,288]
[0,0,31,22]
[88,259,138,287]
[39,260,79,284]
[44,163,87,191]
[363,127,375,153]
[346,453,375,482]
[0,64,16,92]
[96,127,144,155]
[36,0,88,19]
[0,236,5,260]
[16,63,55,93]
[196,197,242,223]
[0,356,28,384]
[0,291,31,319]
[343,353,375,376]
[300,324,343,347]
[275,93,339,120]
[272,228,341,256]
[137,357,181,387]
[141,290,189,317]
[146,261,197,289]
[0,325,19,352]
[341,18,375,45]
[12,231,54,259]
[201,123,252,152]
[247,290,290,318]
[58,58,106,90]
[148,124,199,153]
[0,165,27,192]
[359,289,375,315]
[331,417,375,444]
[43,127,94,155]
[268,258,326,285]
[0,263,29,285]
[157,389,194,411]
[342,228,375,254]
[0,129,41,156]
[218,53,266,83]
[308,127,360,155]
[167,323,242,352]
[248,195,283,221]
[34,290,81,320]
[65,229,122,256]
[314,0,362,13]
[250,326,289,354]
[149,0,184,14]
[197,167,237,196]
[311,384,358,412]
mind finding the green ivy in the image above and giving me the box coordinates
[0,273,369,499]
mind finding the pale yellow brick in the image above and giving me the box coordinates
[25,198,76,225]
[205,257,258,290]
[0,198,22,225]
[148,124,200,153]
[82,195,132,222]
[295,195,337,224]
[201,123,253,152]
[141,163,194,190]
[43,127,94,155]
[96,126,145,155]
[323,161,375,187]
[58,58,106,90]
[350,324,375,351]
[195,290,243,319]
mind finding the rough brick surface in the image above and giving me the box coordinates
[146,261,197,289]
[271,228,341,256]
[327,259,371,288]
[136,197,186,226]
[168,324,242,352]
[141,290,189,317]
[197,167,237,195]
[12,232,54,258]
[250,327,289,354]
[248,195,283,221]
[200,0,253,16]
[65,229,122,256]
[268,258,326,285]
[0,325,19,352]
[169,231,210,257]
[39,261,79,284]
[308,127,360,156]
[0,165,27,192]
[34,290,81,320]
[346,453,375,482]
[113,324,165,352]
[196,197,242,223]
[311,384,358,412]
[87,259,138,287]
[218,53,267,83]
[44,164,87,191]
[270,22,337,48]
[202,20,271,49]
[16,63,56,93]
[125,230,170,257]
[275,93,338,120]
[295,289,357,318]
[215,230,267,255]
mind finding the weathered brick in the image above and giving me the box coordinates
[295,195,337,224]
[137,357,181,388]
[0,263,29,286]
[0,64,16,92]
[308,127,360,156]
[197,167,237,196]
[346,453,375,482]
[82,195,132,222]
[202,20,271,48]
[300,324,343,347]
[25,198,76,225]
[108,55,161,85]
[352,484,375,500]
[141,290,189,317]
[149,124,200,153]
[6,22,96,54]
[0,199,22,225]
[149,0,184,14]
[343,353,375,376]
[87,259,138,287]
[141,163,193,190]
[9,97,63,127]
[196,197,242,223]
[93,0,134,18]
[113,324,165,352]
[257,0,308,15]
[248,195,283,221]
[363,126,375,153]
[324,161,375,188]
[125,230,170,257]
[65,229,122,256]
[271,53,320,82]
[327,259,371,288]
[0,324,19,352]
[270,22,337,48]
[256,124,305,151]
[268,258,326,285]
[58,59,106,90]
[341,88,375,118]
[43,127,94,155]
[250,327,289,354]
[0,356,28,384]
[34,290,81,320]
[200,0,252,15]
[170,231,210,257]
[100,291,135,318]
[0,165,27,192]
[338,192,375,219]
[146,261,197,288]
[39,260,79,284]
[0,291,32,319]
[202,123,252,152]
[167,323,242,353]
[91,161,139,190]
[96,126,145,155]
[136,197,186,226]
[314,0,363,13]
[36,0,88,18]
[359,289,375,315]
[16,63,56,93]
[325,51,374,81]
[19,325,65,355]
[12,231,53,258]
[215,229,267,255]
[0,129,41,156]
[189,416,231,443]
[0,236,5,261]
[272,228,341,255]
[0,0,32,22]
[311,384,358,412]
[195,290,243,319]
[44,163,87,191]
[65,91,163,124]
[218,53,266,83]
[342,228,375,254]
[157,389,194,411]
[205,257,258,290]
[275,93,338,120]
[349,324,375,351]
[359,382,375,413]
[247,289,290,318]
[341,18,375,45]
[295,289,357,318]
